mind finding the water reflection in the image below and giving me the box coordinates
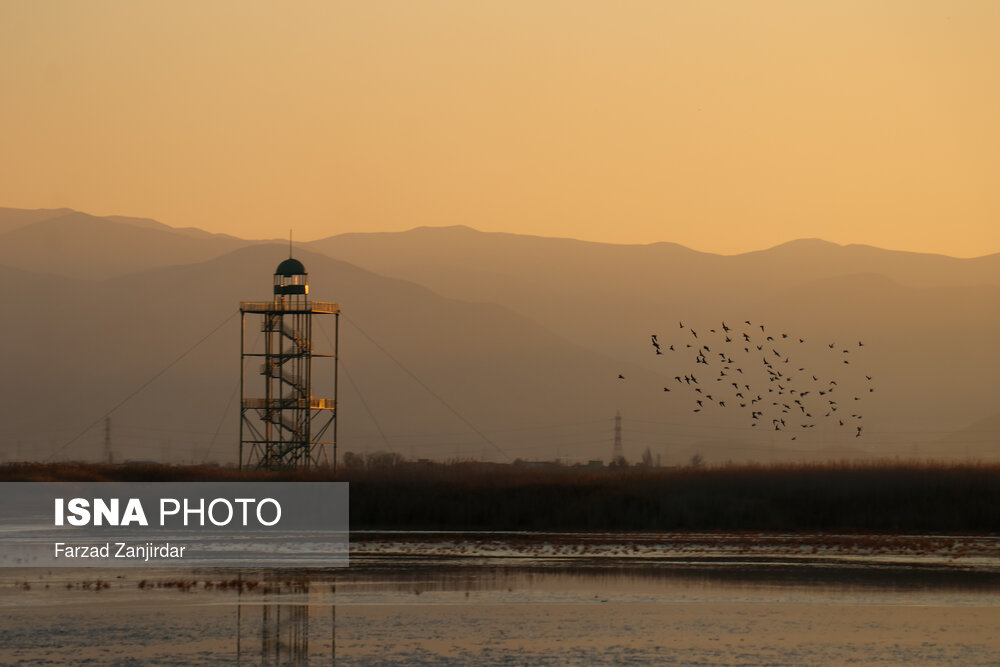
[217,558,1000,665]
[4,535,1000,665]
[234,577,336,665]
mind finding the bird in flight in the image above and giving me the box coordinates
[643,319,873,442]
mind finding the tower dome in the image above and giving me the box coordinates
[275,258,306,276]
[273,257,308,295]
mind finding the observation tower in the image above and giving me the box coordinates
[240,256,339,470]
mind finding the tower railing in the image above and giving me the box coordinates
[241,301,340,314]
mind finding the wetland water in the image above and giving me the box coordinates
[2,532,999,665]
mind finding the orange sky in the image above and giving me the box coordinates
[1,1,998,256]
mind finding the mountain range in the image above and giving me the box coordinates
[1,206,997,465]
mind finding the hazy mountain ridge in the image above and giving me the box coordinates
[307,226,999,439]
[308,226,1000,299]
[0,245,676,464]
[1,207,997,464]
[0,209,254,279]
[0,207,77,234]
[103,214,249,242]
[5,207,997,287]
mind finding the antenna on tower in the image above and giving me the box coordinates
[289,229,293,258]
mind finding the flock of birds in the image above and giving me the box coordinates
[620,320,875,440]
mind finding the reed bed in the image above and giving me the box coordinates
[2,459,998,532]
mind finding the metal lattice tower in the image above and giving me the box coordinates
[240,257,339,471]
[612,411,625,465]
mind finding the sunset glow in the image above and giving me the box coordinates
[1,1,998,256]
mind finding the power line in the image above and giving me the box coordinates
[205,378,240,463]
[340,359,393,451]
[317,318,392,451]
[47,310,238,461]
[343,314,512,461]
